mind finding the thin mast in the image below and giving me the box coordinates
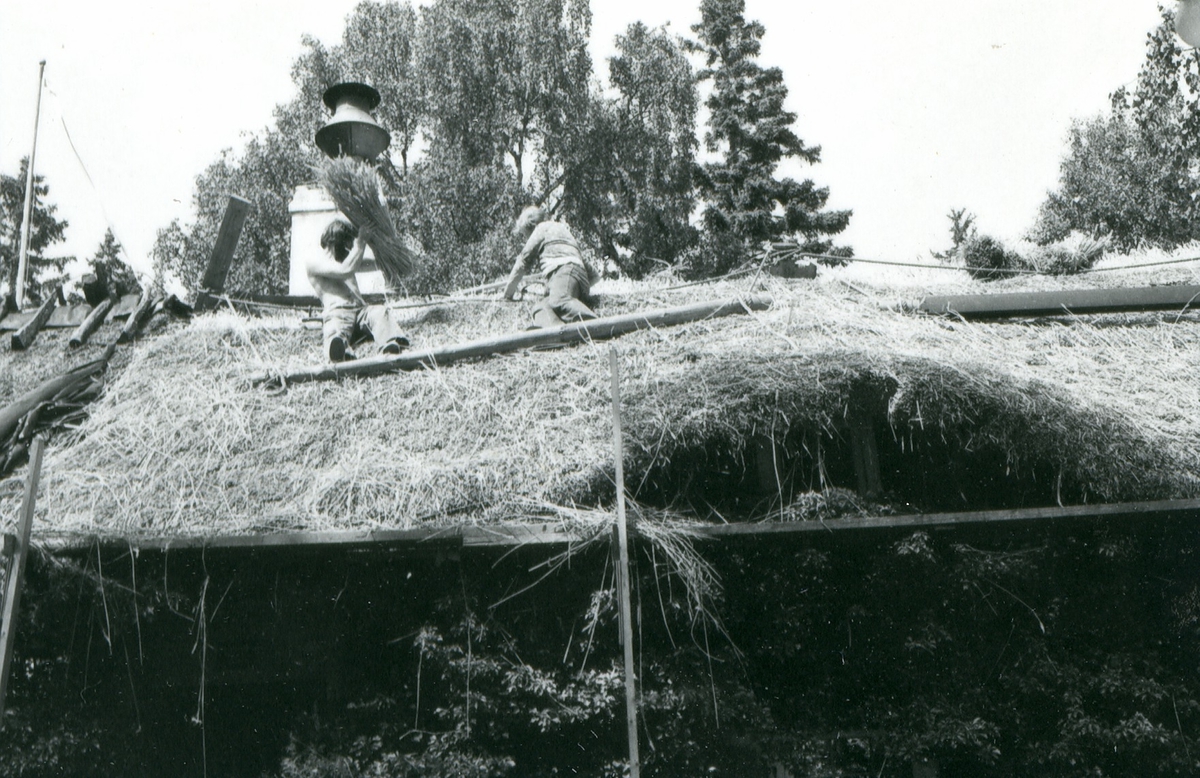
[15,60,47,309]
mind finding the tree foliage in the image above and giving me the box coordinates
[557,24,699,277]
[0,157,71,304]
[154,0,845,296]
[83,229,143,301]
[1033,7,1200,250]
[686,0,850,269]
[153,129,312,295]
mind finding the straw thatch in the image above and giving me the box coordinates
[2,255,1199,542]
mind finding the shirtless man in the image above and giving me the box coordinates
[501,206,596,328]
[307,218,409,362]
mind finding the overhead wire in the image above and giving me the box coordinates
[43,79,144,275]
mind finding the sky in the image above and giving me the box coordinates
[0,1,1170,282]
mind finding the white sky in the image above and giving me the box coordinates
[0,1,1168,279]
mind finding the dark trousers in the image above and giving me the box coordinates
[533,263,596,328]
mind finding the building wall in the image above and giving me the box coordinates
[287,184,386,296]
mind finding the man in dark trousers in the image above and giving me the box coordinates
[501,206,596,328]
[307,218,409,362]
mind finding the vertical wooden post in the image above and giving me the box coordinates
[850,416,883,500]
[609,347,640,777]
[0,435,45,721]
[196,195,252,309]
[15,61,46,310]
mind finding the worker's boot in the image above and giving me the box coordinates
[328,335,356,362]
[381,337,410,355]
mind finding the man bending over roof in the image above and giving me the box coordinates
[308,218,410,362]
[501,206,597,328]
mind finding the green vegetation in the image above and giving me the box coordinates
[5,519,1200,777]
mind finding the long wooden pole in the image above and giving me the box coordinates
[609,347,640,776]
[919,284,1200,319]
[9,285,57,350]
[69,297,115,348]
[15,61,46,310]
[0,436,45,721]
[253,295,772,387]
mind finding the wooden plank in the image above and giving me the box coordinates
[116,292,155,344]
[253,295,774,387]
[695,498,1200,537]
[0,436,45,719]
[461,525,587,547]
[195,291,390,311]
[0,303,96,333]
[109,293,142,319]
[9,291,57,350]
[850,417,883,500]
[42,497,1200,557]
[75,525,576,554]
[920,284,1200,319]
[200,195,252,294]
[68,297,115,348]
[609,348,641,776]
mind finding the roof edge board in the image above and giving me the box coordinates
[36,498,1200,556]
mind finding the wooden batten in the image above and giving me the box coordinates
[116,292,156,344]
[68,297,115,348]
[10,290,58,350]
[42,497,1200,559]
[193,195,252,311]
[920,284,1200,319]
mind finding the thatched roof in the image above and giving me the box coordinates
[3,257,1199,544]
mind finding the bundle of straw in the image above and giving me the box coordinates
[317,157,417,292]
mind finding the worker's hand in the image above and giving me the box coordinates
[357,226,375,244]
[501,273,524,301]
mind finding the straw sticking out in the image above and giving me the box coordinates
[317,157,417,292]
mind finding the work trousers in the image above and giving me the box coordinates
[532,263,596,328]
[322,303,405,357]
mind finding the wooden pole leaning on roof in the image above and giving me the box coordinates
[68,297,115,348]
[0,341,118,446]
[10,286,58,351]
[254,295,774,388]
[0,435,46,722]
[194,194,252,312]
[609,347,641,777]
[117,291,156,344]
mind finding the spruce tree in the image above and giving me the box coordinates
[688,0,850,260]
[86,230,142,300]
[0,157,71,303]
